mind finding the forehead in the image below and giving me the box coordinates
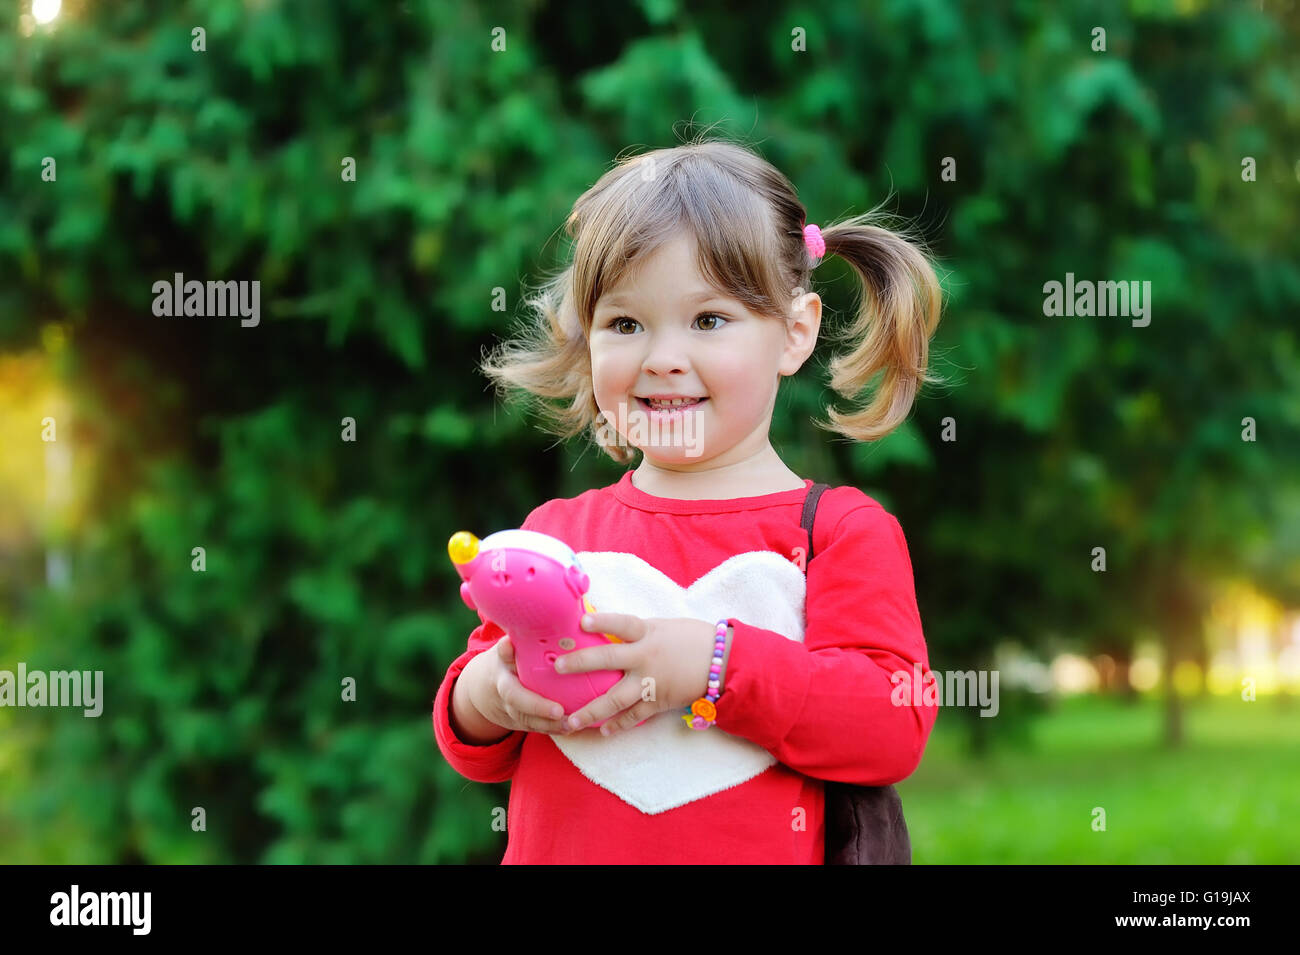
[596,234,727,306]
[599,288,730,308]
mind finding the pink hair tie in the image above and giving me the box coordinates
[803,223,825,260]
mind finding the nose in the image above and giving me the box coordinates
[641,329,692,377]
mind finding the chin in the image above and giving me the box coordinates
[639,444,709,465]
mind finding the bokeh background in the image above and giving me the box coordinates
[2,0,1298,864]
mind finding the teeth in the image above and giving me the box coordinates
[645,397,701,409]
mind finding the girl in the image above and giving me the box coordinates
[434,136,944,864]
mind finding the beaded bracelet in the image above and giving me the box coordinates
[682,619,729,730]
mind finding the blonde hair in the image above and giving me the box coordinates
[480,135,946,465]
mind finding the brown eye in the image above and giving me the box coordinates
[610,317,639,334]
[695,313,728,331]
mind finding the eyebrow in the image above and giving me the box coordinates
[597,290,730,309]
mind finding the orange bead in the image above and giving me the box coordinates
[692,699,716,721]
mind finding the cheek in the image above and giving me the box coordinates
[589,347,609,384]
[589,349,631,404]
[706,351,774,398]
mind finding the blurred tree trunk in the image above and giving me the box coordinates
[1161,640,1183,748]
[1098,638,1139,703]
[1194,623,1211,700]
[1160,572,1205,749]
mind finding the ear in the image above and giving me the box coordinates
[778,291,822,377]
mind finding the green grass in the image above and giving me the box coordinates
[896,693,1300,863]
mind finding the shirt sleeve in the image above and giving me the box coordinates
[712,503,938,786]
[432,615,527,783]
[432,505,554,782]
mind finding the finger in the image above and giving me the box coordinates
[503,680,571,733]
[502,699,567,734]
[494,667,560,730]
[563,674,641,732]
[558,614,642,676]
[555,640,631,676]
[558,618,643,674]
[600,699,654,737]
[580,612,649,643]
[495,636,519,675]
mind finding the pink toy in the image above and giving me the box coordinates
[448,528,624,729]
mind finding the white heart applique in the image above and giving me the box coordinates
[551,550,807,815]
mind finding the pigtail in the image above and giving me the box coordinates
[815,208,946,443]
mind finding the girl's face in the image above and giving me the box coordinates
[589,233,819,470]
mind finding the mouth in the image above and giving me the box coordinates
[635,396,708,413]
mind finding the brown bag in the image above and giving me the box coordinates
[801,482,912,865]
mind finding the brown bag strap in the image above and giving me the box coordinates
[800,480,914,864]
[800,482,830,565]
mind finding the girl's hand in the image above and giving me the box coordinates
[555,613,723,737]
[466,635,575,736]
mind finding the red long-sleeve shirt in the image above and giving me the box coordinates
[433,470,937,864]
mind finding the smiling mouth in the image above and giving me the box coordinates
[636,397,708,412]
